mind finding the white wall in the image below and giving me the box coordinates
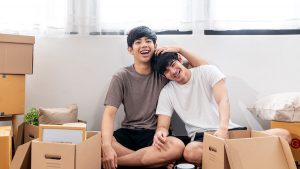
[22,34,300,135]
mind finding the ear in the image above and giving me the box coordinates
[128,47,133,55]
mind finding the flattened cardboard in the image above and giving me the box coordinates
[9,142,31,169]
[0,75,25,115]
[271,121,300,163]
[0,34,34,74]
[202,130,296,169]
[0,126,12,169]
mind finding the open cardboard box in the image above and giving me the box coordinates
[202,130,296,169]
[15,123,39,150]
[10,131,101,169]
[271,121,300,163]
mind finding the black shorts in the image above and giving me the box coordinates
[193,127,248,142]
[113,128,155,151]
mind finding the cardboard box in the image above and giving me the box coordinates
[0,33,34,74]
[202,130,296,169]
[0,126,12,169]
[15,123,39,150]
[10,131,101,169]
[0,75,25,115]
[271,121,300,163]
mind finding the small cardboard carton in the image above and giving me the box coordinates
[10,131,101,169]
[202,130,296,169]
[0,75,25,115]
[0,126,12,169]
[271,121,300,163]
[0,33,35,74]
[15,123,39,150]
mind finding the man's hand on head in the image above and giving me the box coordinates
[155,47,181,56]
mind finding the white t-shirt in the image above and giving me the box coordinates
[156,65,240,139]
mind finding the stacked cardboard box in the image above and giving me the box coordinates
[0,33,34,75]
[202,130,296,169]
[0,126,12,169]
[271,121,300,164]
[0,33,34,115]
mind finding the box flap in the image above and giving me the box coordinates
[202,132,228,169]
[76,132,101,169]
[15,123,25,150]
[10,141,31,169]
[0,34,35,44]
[225,136,291,169]
[279,137,297,169]
[86,131,98,139]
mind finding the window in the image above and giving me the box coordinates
[206,0,300,34]
[97,0,192,34]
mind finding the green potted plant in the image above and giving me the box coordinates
[24,107,39,126]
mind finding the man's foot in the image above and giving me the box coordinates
[166,162,175,169]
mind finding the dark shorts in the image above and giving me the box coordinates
[113,128,155,151]
[193,127,248,142]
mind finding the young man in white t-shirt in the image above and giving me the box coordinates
[151,52,292,166]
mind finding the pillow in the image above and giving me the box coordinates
[38,104,78,125]
[248,92,300,122]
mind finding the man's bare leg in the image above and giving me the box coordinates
[183,142,203,167]
[117,136,185,167]
[111,137,134,156]
[262,128,292,144]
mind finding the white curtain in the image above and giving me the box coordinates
[0,0,199,36]
[1,0,298,36]
[0,0,67,36]
[207,0,300,30]
[66,0,100,35]
[97,0,195,34]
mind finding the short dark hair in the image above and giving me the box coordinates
[127,26,157,47]
[151,52,179,75]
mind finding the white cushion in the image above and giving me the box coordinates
[248,92,300,122]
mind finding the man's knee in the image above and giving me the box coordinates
[183,147,202,164]
[183,143,203,165]
[167,137,185,157]
[277,128,292,144]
